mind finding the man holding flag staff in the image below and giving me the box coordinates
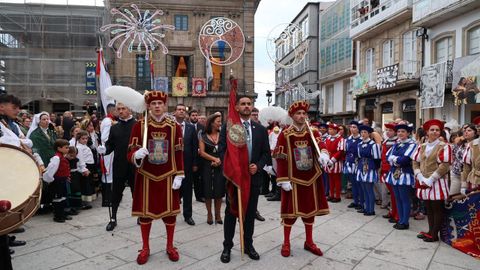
[219,77,271,263]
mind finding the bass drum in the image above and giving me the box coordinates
[0,144,41,235]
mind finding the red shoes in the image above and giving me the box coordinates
[167,247,179,261]
[304,242,323,256]
[136,248,150,265]
[281,243,290,257]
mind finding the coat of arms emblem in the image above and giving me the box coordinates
[293,140,313,171]
[148,132,169,165]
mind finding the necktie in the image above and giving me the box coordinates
[181,122,185,137]
[243,121,252,162]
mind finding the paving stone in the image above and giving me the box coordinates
[12,246,84,270]
[113,252,198,270]
[65,233,137,258]
[56,253,126,270]
[12,232,79,257]
[370,229,438,269]
[431,244,480,270]
[301,257,354,270]
[354,256,417,270]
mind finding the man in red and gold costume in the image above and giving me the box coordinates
[127,91,184,265]
[273,100,330,258]
[324,123,345,202]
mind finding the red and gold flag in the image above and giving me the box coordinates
[223,77,250,218]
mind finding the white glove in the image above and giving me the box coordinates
[387,155,396,164]
[134,148,149,160]
[424,177,434,187]
[263,165,276,176]
[318,152,330,166]
[20,139,33,148]
[327,159,334,168]
[172,175,184,190]
[97,145,106,155]
[417,174,427,185]
[460,188,467,195]
[278,181,292,192]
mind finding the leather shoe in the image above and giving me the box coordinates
[106,220,117,231]
[63,215,72,220]
[136,248,150,265]
[393,223,409,230]
[53,217,65,223]
[255,211,265,222]
[9,239,26,247]
[166,247,179,261]
[347,202,357,208]
[267,193,280,201]
[388,217,397,223]
[265,192,274,198]
[304,241,323,256]
[220,248,231,263]
[245,246,260,260]
[185,217,195,226]
[281,243,290,257]
[11,227,25,233]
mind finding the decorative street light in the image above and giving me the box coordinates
[266,90,273,106]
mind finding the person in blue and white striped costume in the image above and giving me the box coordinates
[356,125,381,216]
[344,121,362,210]
[385,124,417,230]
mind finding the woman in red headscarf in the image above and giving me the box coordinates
[412,119,451,242]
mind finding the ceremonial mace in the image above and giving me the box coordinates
[305,118,322,159]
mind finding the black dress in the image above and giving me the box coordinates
[200,132,225,199]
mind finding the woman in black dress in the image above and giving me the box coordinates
[198,113,225,225]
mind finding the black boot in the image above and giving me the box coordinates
[267,190,280,201]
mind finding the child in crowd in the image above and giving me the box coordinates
[75,130,94,208]
[66,146,82,212]
[43,139,72,223]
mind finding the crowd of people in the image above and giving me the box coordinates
[1,91,478,268]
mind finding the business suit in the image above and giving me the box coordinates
[193,123,205,201]
[180,121,199,221]
[219,120,270,254]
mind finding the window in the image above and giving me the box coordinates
[403,31,417,75]
[300,16,308,41]
[326,84,334,114]
[174,15,188,31]
[382,40,394,66]
[344,80,352,112]
[435,37,453,63]
[136,55,152,91]
[467,25,480,55]
[365,48,375,82]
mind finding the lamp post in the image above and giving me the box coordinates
[266,90,272,106]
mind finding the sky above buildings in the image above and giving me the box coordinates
[3,0,336,109]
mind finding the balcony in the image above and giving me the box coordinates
[412,0,480,27]
[350,0,413,40]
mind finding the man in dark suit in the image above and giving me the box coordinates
[188,109,205,203]
[218,96,270,263]
[175,104,198,226]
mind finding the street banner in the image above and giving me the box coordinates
[192,78,207,97]
[85,62,97,94]
[376,64,398,90]
[172,77,188,97]
[420,61,447,109]
[154,76,169,93]
[452,55,480,105]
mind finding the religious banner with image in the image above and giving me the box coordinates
[192,78,207,97]
[420,61,447,109]
[153,76,169,93]
[376,64,398,90]
[452,55,480,105]
[172,77,188,97]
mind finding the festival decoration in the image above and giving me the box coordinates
[192,78,207,97]
[100,3,174,59]
[172,77,188,97]
[198,17,245,66]
[266,23,309,69]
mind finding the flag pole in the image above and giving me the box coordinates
[237,188,245,259]
[142,109,148,148]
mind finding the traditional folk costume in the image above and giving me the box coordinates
[43,151,70,222]
[385,124,417,229]
[356,125,381,216]
[127,91,184,264]
[344,121,362,209]
[462,118,480,192]
[380,123,399,222]
[274,101,330,257]
[318,123,329,195]
[412,119,451,242]
[324,123,345,202]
